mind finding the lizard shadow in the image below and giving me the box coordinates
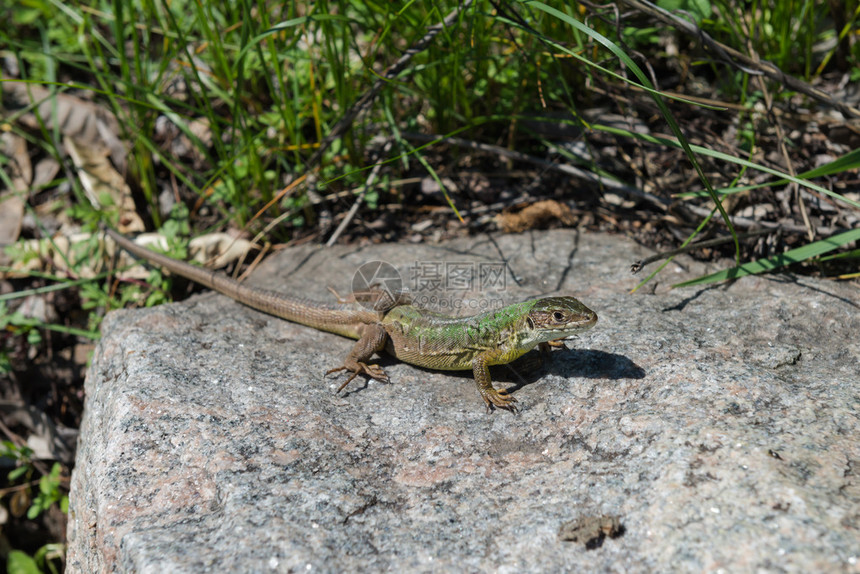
[334,349,643,397]
[496,349,645,394]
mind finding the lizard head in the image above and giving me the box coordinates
[525,297,598,344]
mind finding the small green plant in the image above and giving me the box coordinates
[1,443,68,518]
[6,544,65,574]
[0,302,43,348]
[2,443,67,573]
[27,463,69,520]
[1,441,35,481]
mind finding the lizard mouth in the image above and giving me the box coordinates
[556,315,598,340]
[559,334,585,341]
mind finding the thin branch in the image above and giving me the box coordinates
[326,140,393,246]
[683,203,837,236]
[616,0,860,118]
[305,1,475,170]
[401,131,671,211]
[631,228,775,273]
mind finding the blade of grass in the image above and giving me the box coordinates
[0,271,110,303]
[596,124,860,210]
[677,146,860,199]
[516,1,741,265]
[672,227,860,288]
[819,249,860,262]
[631,205,720,293]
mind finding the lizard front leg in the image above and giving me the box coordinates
[537,339,568,364]
[472,352,518,413]
[326,323,390,393]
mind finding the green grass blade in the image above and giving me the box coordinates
[596,124,860,210]
[677,146,860,199]
[520,1,739,260]
[672,227,860,288]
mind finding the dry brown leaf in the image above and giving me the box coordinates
[0,132,29,243]
[2,80,143,231]
[3,230,253,283]
[0,131,32,186]
[2,81,126,171]
[102,231,255,279]
[188,232,255,268]
[31,157,62,192]
[495,199,577,233]
[2,233,101,278]
[64,137,144,233]
[155,115,213,168]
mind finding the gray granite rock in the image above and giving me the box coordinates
[66,230,859,573]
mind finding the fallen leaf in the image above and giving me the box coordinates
[65,136,144,232]
[0,132,30,243]
[495,199,577,233]
[2,80,142,230]
[2,81,126,171]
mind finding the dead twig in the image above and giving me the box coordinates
[326,140,394,246]
[683,203,837,236]
[401,131,671,212]
[304,1,475,171]
[631,228,775,273]
[616,0,860,119]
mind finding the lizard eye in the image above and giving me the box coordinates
[552,311,565,322]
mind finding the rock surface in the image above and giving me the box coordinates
[66,230,859,573]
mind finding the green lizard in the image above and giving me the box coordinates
[104,227,597,412]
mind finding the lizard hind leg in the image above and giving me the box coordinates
[325,323,390,393]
